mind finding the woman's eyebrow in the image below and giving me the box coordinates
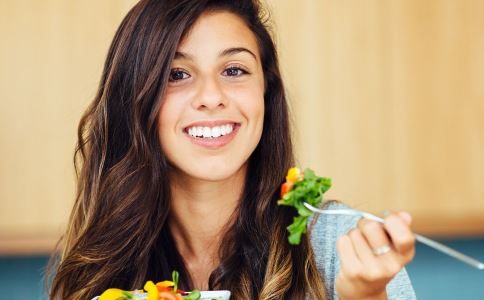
[219,47,258,61]
[173,47,258,61]
[174,51,192,60]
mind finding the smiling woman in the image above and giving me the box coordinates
[47,1,415,300]
[158,10,266,291]
[159,11,265,181]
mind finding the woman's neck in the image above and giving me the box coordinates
[168,165,246,289]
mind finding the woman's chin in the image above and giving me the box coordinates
[174,162,247,184]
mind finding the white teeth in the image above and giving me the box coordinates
[186,123,235,138]
[212,127,221,137]
[226,124,233,134]
[203,127,211,138]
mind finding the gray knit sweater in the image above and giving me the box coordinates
[308,202,417,299]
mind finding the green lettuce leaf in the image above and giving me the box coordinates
[277,168,332,245]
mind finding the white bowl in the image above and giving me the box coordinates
[199,290,231,299]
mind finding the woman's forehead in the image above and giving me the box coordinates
[175,11,261,64]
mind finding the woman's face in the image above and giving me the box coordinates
[158,11,265,182]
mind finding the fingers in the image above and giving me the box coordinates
[347,227,378,264]
[337,226,395,287]
[397,211,412,225]
[343,212,416,271]
[383,212,416,262]
[356,212,415,262]
[357,218,392,255]
[335,212,416,298]
[336,234,363,276]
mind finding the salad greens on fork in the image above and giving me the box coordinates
[277,167,484,270]
[277,167,331,245]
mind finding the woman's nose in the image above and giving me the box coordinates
[192,75,227,111]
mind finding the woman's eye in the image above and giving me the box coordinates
[223,66,248,77]
[169,69,190,82]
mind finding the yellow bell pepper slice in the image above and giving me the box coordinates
[144,281,159,300]
[98,288,133,300]
[286,167,303,183]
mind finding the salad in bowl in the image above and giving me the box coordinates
[92,271,230,300]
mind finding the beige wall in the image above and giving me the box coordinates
[0,0,139,254]
[1,0,483,254]
[268,0,484,236]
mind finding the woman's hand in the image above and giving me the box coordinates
[335,211,416,300]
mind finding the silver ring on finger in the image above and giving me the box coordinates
[372,244,391,256]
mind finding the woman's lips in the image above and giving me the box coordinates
[184,124,240,149]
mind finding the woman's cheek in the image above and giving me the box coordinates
[158,94,185,153]
[225,82,264,111]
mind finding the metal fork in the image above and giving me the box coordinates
[304,202,484,270]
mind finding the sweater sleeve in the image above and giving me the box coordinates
[308,201,417,300]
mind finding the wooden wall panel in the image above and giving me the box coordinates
[268,0,484,235]
[0,0,138,254]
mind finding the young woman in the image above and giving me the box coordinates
[49,1,417,299]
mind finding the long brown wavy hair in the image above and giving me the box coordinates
[48,0,327,299]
